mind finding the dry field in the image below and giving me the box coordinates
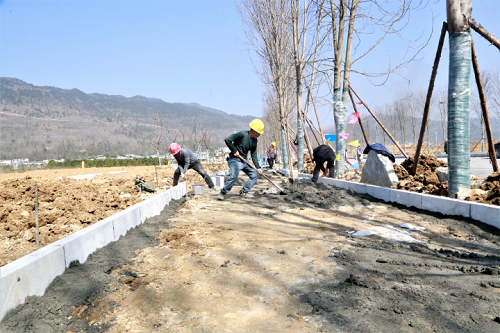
[0,164,227,267]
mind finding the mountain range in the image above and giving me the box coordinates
[0,77,255,160]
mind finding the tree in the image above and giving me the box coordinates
[237,0,295,171]
[328,0,428,175]
[446,0,472,197]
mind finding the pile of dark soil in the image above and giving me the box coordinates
[255,181,372,210]
[394,154,449,197]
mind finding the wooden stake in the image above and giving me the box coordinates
[469,18,500,51]
[307,86,326,144]
[348,89,369,145]
[471,35,499,172]
[304,115,322,145]
[350,86,409,159]
[35,185,39,249]
[412,22,448,175]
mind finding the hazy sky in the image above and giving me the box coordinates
[1,0,498,126]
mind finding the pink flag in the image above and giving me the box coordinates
[351,111,360,118]
[348,118,358,124]
[356,102,363,105]
[339,133,350,140]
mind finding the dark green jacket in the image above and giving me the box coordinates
[224,130,261,169]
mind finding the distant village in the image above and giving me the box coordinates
[0,147,232,170]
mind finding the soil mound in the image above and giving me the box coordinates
[394,155,499,206]
[393,154,449,197]
[469,171,500,205]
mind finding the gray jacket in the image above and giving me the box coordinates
[174,148,199,174]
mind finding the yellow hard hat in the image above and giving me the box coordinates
[249,119,264,134]
[271,142,276,146]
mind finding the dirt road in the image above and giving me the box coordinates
[2,172,500,332]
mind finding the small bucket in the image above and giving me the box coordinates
[192,184,204,195]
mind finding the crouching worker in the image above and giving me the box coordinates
[169,143,216,192]
[312,144,336,184]
[218,119,264,200]
[135,176,156,193]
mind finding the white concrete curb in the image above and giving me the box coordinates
[277,169,499,230]
[0,176,224,323]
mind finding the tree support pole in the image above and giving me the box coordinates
[349,86,408,159]
[307,86,326,144]
[412,22,448,175]
[471,36,499,172]
[304,115,322,145]
[468,18,500,51]
[348,89,369,145]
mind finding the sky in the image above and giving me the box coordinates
[1,0,499,127]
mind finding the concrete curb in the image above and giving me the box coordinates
[277,169,499,229]
[0,176,225,323]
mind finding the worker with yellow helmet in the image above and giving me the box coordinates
[266,141,277,169]
[218,119,264,200]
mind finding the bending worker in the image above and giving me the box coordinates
[169,143,216,192]
[218,119,264,200]
[312,144,336,184]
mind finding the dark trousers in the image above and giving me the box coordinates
[311,159,335,184]
[268,157,275,169]
[173,162,215,188]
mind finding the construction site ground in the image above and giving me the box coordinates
[2,170,500,333]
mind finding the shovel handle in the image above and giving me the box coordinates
[238,156,284,192]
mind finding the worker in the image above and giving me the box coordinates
[169,143,216,192]
[311,144,336,184]
[135,176,156,193]
[356,144,363,163]
[345,148,352,166]
[266,142,277,169]
[218,119,264,200]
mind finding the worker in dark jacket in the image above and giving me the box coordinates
[218,119,264,200]
[312,144,336,184]
[170,143,216,191]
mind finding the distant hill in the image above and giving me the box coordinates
[0,77,255,160]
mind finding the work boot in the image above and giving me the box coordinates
[239,190,254,198]
[210,187,217,193]
[217,193,225,201]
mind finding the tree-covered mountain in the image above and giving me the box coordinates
[0,77,256,160]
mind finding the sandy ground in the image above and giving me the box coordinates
[0,164,227,267]
[2,171,500,332]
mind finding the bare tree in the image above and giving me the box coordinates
[491,70,500,120]
[149,113,164,166]
[237,0,295,171]
[436,86,448,145]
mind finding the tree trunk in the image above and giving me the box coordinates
[446,0,472,197]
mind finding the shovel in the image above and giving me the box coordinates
[238,156,285,193]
